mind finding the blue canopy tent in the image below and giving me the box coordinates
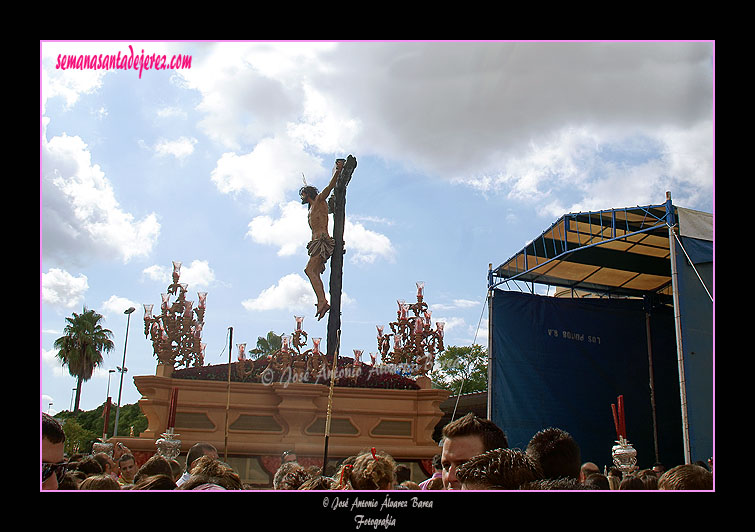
[487,192,713,469]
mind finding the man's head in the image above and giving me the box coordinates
[658,464,713,490]
[134,454,174,484]
[118,453,138,482]
[583,472,610,490]
[185,442,219,473]
[525,427,582,480]
[42,413,66,490]
[440,413,508,490]
[92,452,117,477]
[281,450,298,464]
[579,461,600,482]
[456,448,543,490]
[299,185,318,205]
[76,456,104,476]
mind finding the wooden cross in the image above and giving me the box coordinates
[325,155,357,360]
[322,155,356,473]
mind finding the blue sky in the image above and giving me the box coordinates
[40,41,714,415]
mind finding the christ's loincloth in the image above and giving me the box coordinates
[307,233,336,273]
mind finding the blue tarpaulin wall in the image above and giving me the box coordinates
[489,289,684,469]
[676,235,713,463]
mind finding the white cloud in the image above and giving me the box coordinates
[246,201,395,264]
[431,299,480,311]
[179,260,216,288]
[316,42,713,181]
[656,121,715,207]
[242,273,353,313]
[42,345,71,384]
[185,41,712,216]
[242,273,317,312]
[41,42,111,112]
[211,136,324,212]
[287,82,361,154]
[343,220,396,264]
[142,260,216,289]
[246,201,310,256]
[101,295,138,317]
[42,41,188,113]
[42,347,63,372]
[350,215,395,226]
[42,268,88,309]
[175,42,337,150]
[153,136,197,160]
[430,315,488,347]
[42,123,161,266]
[471,318,488,347]
[156,106,188,119]
[433,316,466,333]
[454,120,714,216]
[142,264,168,283]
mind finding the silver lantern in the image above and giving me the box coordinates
[155,428,182,461]
[92,439,114,457]
[611,437,638,475]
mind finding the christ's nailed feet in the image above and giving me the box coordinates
[316,302,330,321]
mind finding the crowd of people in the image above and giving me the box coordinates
[42,412,713,491]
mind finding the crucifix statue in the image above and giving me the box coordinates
[300,158,356,322]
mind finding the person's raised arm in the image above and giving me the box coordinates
[318,160,344,201]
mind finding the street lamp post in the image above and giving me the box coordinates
[114,307,136,437]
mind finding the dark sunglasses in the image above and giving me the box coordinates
[42,461,78,483]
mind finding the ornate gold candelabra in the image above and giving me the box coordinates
[236,316,328,382]
[377,282,445,376]
[143,261,207,369]
[236,283,445,385]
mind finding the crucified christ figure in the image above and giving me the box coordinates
[300,161,343,321]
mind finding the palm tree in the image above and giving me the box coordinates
[54,307,115,413]
[248,330,282,359]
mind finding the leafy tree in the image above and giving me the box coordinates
[110,402,149,437]
[248,330,282,359]
[59,418,98,456]
[53,307,115,412]
[55,402,148,454]
[430,344,488,395]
